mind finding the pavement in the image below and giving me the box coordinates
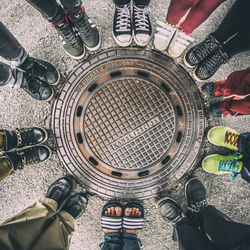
[0,0,249,249]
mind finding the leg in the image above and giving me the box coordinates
[241,158,250,183]
[113,0,130,4]
[100,232,123,250]
[238,132,250,155]
[122,233,142,250]
[133,0,151,5]
[0,155,13,182]
[60,0,82,13]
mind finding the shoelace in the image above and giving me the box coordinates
[190,200,208,211]
[73,14,93,38]
[115,4,131,32]
[219,157,240,180]
[202,51,225,73]
[134,5,150,31]
[224,131,239,148]
[23,71,45,97]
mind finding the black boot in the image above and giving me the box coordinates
[4,145,51,170]
[2,127,48,151]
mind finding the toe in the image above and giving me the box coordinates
[115,206,122,216]
[132,207,136,216]
[107,207,111,216]
[125,207,132,216]
[110,206,115,216]
[104,210,107,216]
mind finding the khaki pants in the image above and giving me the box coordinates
[0,197,75,250]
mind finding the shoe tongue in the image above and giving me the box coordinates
[68,8,84,21]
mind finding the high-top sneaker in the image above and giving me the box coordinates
[68,8,101,51]
[113,3,132,47]
[133,3,152,47]
[1,127,48,152]
[52,15,85,59]
[4,145,52,170]
[19,56,60,86]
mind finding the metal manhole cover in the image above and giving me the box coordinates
[52,48,205,199]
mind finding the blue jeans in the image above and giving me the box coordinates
[100,232,142,250]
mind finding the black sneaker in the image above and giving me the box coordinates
[202,82,215,97]
[52,15,85,59]
[184,33,222,68]
[46,176,73,207]
[209,102,222,117]
[133,3,152,47]
[68,8,101,51]
[157,197,184,223]
[1,127,48,151]
[4,145,52,170]
[193,48,229,81]
[185,178,208,212]
[62,192,88,218]
[113,3,132,47]
[19,56,60,86]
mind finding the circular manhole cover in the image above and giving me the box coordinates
[52,47,205,199]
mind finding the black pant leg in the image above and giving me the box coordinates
[238,132,250,155]
[133,0,151,5]
[60,0,82,13]
[113,0,130,5]
[25,0,64,22]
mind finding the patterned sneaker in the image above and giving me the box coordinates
[202,154,243,180]
[207,126,240,151]
[184,33,222,68]
[113,3,132,47]
[153,20,177,51]
[133,3,152,47]
[68,8,101,51]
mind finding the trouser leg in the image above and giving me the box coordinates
[133,0,151,5]
[60,0,82,12]
[113,0,130,5]
[241,158,250,183]
[0,22,27,66]
[100,232,123,250]
[122,233,142,250]
[0,155,13,182]
[238,132,250,155]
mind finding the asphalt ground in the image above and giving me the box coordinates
[0,0,249,249]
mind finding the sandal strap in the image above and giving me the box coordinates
[123,216,144,230]
[101,216,122,230]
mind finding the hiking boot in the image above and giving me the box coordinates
[202,82,215,97]
[168,29,194,58]
[184,33,222,68]
[62,192,88,218]
[202,154,243,180]
[4,145,51,170]
[19,56,60,86]
[157,197,184,223]
[207,126,240,151]
[46,176,73,207]
[113,3,132,47]
[52,15,85,59]
[153,20,177,51]
[133,3,152,47]
[185,178,208,211]
[193,48,229,81]
[68,8,101,51]
[1,127,48,151]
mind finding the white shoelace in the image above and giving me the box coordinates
[134,5,150,31]
[115,4,131,32]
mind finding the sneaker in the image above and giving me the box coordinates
[113,3,132,47]
[207,126,240,151]
[133,3,152,47]
[202,154,243,180]
[4,145,52,170]
[209,102,222,117]
[193,48,229,81]
[184,33,222,68]
[52,15,85,59]
[153,20,177,51]
[62,192,88,218]
[185,178,208,211]
[157,197,184,223]
[19,56,60,86]
[46,176,73,207]
[1,127,48,151]
[68,8,101,51]
[202,82,215,97]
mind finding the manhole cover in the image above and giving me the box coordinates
[52,48,205,199]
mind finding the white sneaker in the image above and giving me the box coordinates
[153,19,177,51]
[168,29,194,58]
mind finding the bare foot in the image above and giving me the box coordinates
[123,206,142,234]
[103,206,122,234]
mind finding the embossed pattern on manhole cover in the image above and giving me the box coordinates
[52,48,206,200]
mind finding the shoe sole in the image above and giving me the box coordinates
[46,87,55,102]
[112,32,133,47]
[183,50,197,69]
[192,69,206,83]
[133,32,151,47]
[156,196,177,208]
[85,35,102,52]
[49,69,61,86]
[35,127,49,145]
[41,145,53,163]
[63,46,86,60]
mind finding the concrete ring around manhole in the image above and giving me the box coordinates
[52,47,206,200]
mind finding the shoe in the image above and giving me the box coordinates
[157,197,184,223]
[19,56,60,86]
[153,20,177,51]
[133,3,152,47]
[184,33,222,68]
[1,127,48,151]
[185,178,208,211]
[202,82,215,97]
[202,154,243,180]
[68,8,101,51]
[193,48,229,81]
[62,192,88,218]
[113,3,132,47]
[52,15,85,59]
[4,145,52,170]
[209,102,222,117]
[207,126,240,151]
[46,176,73,207]
[168,29,194,58]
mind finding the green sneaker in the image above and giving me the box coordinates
[207,126,240,151]
[202,154,243,180]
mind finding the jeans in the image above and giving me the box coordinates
[100,232,142,250]
[113,0,151,6]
